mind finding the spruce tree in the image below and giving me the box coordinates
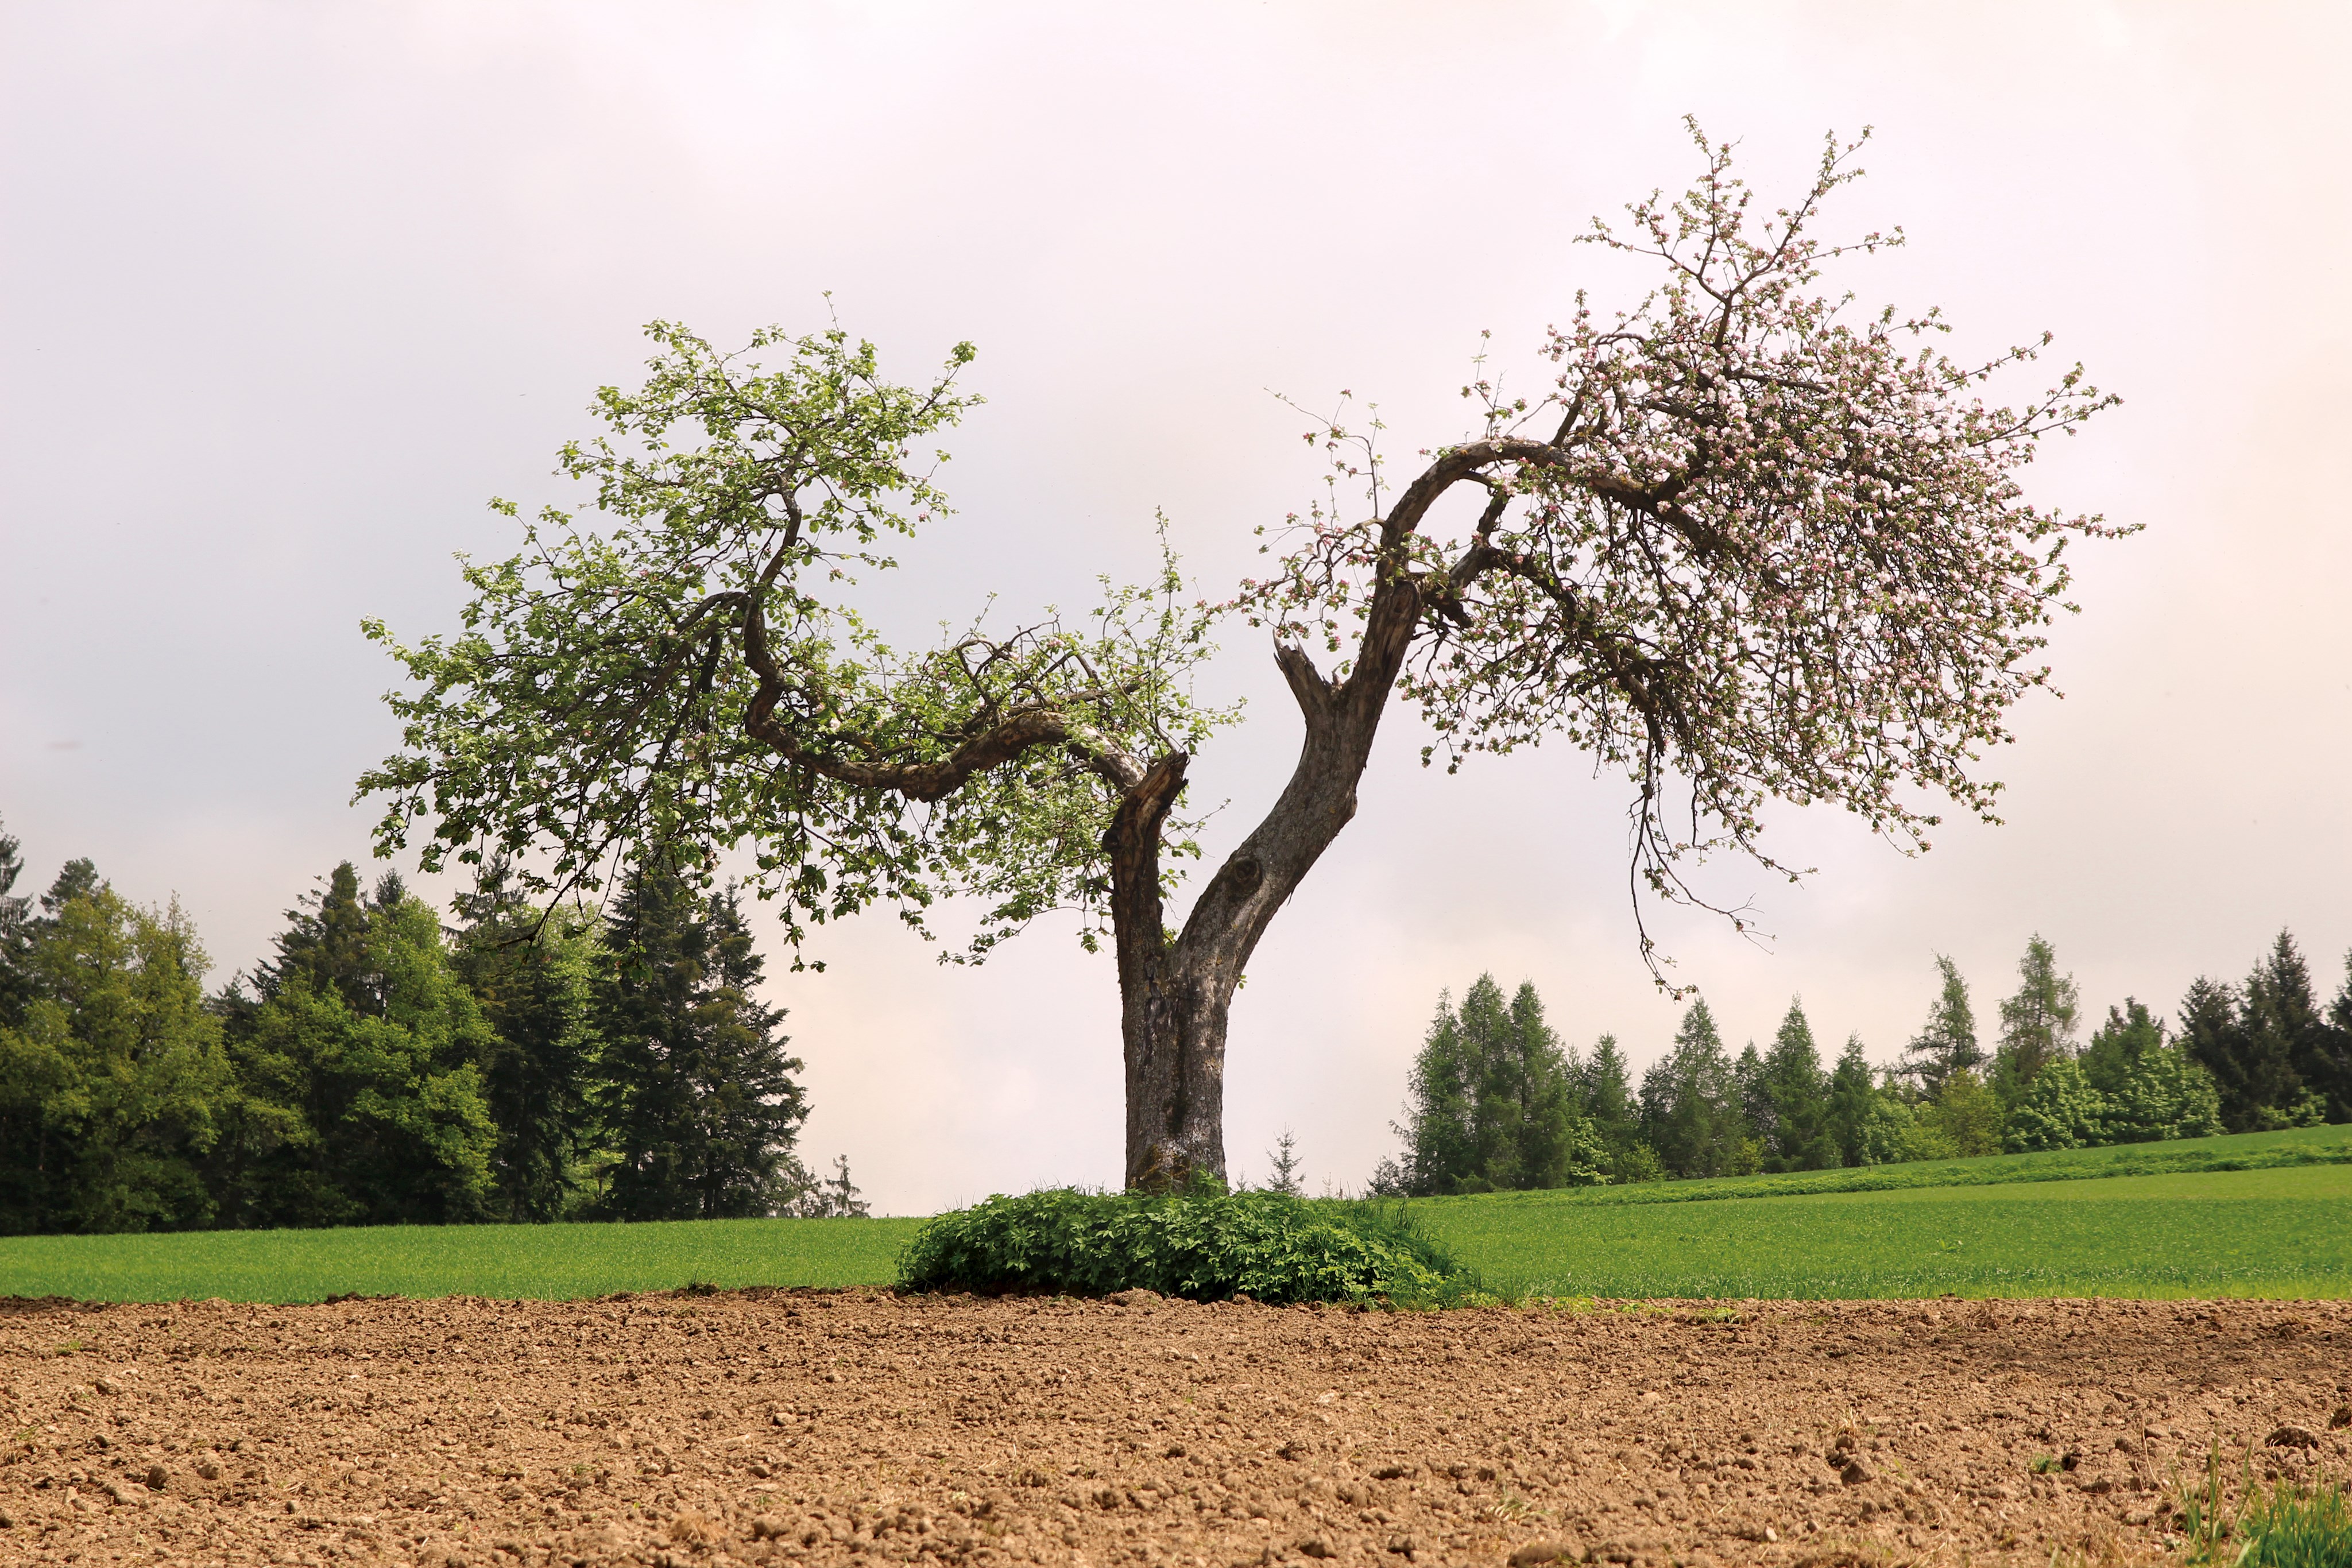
[451,858,604,1222]
[1392,976,1597,1194]
[1263,1129,1304,1196]
[1824,1033,1894,1168]
[1639,997,1744,1178]
[0,814,32,1029]
[1994,934,2080,1092]
[1578,1033,1655,1180]
[1758,1000,1838,1170]
[231,876,499,1226]
[2176,976,2261,1132]
[2239,932,2326,1128]
[1900,956,1983,1093]
[590,862,809,1220]
[2080,999,2165,1094]
[1397,989,1477,1194]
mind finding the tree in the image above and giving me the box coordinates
[1390,975,1599,1195]
[1577,1033,1655,1181]
[2106,1047,2223,1143]
[590,860,810,1219]
[2002,1056,2108,1152]
[0,870,231,1233]
[1993,934,2079,1091]
[1755,1000,1836,1171]
[2239,931,2330,1129]
[222,868,500,1227]
[1641,997,1745,1177]
[2080,998,2164,1095]
[1824,1033,1902,1168]
[1917,1068,2003,1156]
[361,127,2117,1187]
[1900,956,1983,1094]
[450,858,605,1222]
[0,813,33,1029]
[1263,1129,1304,1196]
[778,1153,871,1218]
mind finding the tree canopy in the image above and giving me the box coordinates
[361,125,2122,1186]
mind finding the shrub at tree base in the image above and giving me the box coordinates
[895,1187,1478,1305]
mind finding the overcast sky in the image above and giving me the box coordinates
[3,2,2347,1215]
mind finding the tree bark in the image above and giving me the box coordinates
[1110,504,1445,1189]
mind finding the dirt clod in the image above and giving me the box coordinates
[2,1294,2343,1566]
[1509,1535,1579,1565]
[2266,1423,2321,1448]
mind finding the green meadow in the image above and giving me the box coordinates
[1,1126,2346,1304]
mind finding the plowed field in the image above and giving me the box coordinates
[2,1292,2345,1567]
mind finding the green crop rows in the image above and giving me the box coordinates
[2,1127,2347,1305]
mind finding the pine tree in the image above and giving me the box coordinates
[1578,1033,1656,1182]
[1263,1129,1304,1195]
[2239,931,2327,1128]
[1639,997,1744,1178]
[1758,1000,1838,1170]
[0,814,33,1029]
[1392,976,1598,1194]
[1824,1033,1901,1168]
[1397,989,1477,1194]
[590,862,809,1220]
[450,858,604,1222]
[1994,934,2080,1092]
[2080,999,2165,1094]
[217,865,499,1228]
[1900,957,1983,1094]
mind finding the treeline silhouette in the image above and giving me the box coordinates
[1376,933,2352,1195]
[0,815,864,1234]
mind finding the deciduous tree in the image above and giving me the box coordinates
[362,127,2117,1186]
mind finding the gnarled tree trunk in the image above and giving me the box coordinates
[1108,520,1440,1188]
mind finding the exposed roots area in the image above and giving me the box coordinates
[2,1293,2346,1567]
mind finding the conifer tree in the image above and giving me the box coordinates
[2080,999,2165,1094]
[1900,957,1983,1094]
[1823,1033,1896,1167]
[1262,1129,1303,1196]
[223,869,499,1226]
[1390,975,1599,1194]
[590,861,810,1219]
[1994,934,2080,1092]
[451,858,604,1222]
[0,814,32,1029]
[1639,997,1744,1177]
[1757,1000,1838,1170]
[2239,931,2327,1128]
[1578,1033,1655,1181]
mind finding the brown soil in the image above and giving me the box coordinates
[2,1292,2346,1568]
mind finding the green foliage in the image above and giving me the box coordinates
[2178,1455,2352,1567]
[587,859,809,1221]
[1639,997,1747,1177]
[1391,976,1603,1195]
[2003,1056,2109,1152]
[450,858,605,1222]
[895,1185,1472,1304]
[1993,932,2079,1090]
[0,876,230,1234]
[2080,997,2164,1093]
[357,321,1233,965]
[1899,955,1983,1093]
[1917,1068,2004,1157]
[222,872,500,1228]
[1753,1000,1838,1170]
[2107,1045,2225,1143]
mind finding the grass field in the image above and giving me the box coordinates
[0,1214,923,1303]
[2,1126,2347,1304]
[1412,1162,2352,1300]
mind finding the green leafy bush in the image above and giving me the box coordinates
[895,1185,1479,1304]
